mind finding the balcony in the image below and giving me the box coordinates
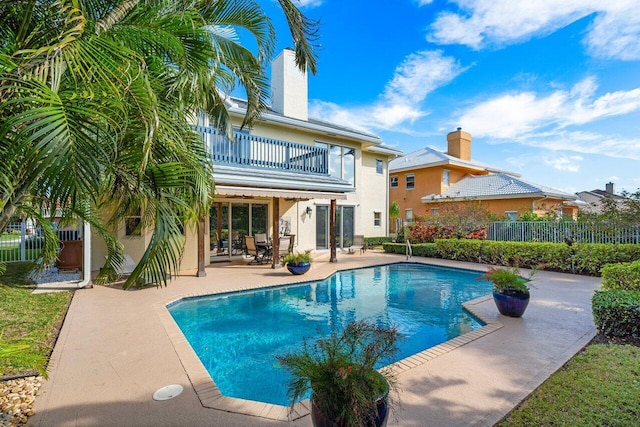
[196,126,328,175]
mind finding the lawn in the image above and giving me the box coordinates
[498,338,640,426]
[0,263,73,377]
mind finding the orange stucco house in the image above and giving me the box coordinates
[388,128,579,225]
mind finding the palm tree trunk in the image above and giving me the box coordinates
[96,0,140,34]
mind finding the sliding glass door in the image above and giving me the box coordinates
[315,205,354,249]
[210,202,268,261]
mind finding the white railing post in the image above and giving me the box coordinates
[20,221,26,261]
[406,239,412,260]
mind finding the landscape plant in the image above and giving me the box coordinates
[277,320,400,427]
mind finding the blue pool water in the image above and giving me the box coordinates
[168,263,492,406]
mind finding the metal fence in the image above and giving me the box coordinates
[0,222,82,263]
[487,221,640,244]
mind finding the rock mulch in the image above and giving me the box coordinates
[0,376,43,426]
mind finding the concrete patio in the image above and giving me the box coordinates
[30,252,601,426]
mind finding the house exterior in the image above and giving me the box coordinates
[90,49,401,276]
[388,128,579,225]
[576,182,628,213]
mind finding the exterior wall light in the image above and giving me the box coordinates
[306,206,313,217]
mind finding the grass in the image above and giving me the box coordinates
[499,340,640,426]
[0,262,73,377]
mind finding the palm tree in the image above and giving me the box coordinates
[0,0,318,288]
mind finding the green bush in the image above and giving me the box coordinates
[382,242,439,257]
[573,244,640,276]
[592,290,640,339]
[601,261,640,291]
[364,236,392,246]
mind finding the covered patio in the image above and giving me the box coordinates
[31,252,600,426]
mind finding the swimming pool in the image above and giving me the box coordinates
[168,262,492,406]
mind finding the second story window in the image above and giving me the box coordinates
[376,159,383,174]
[443,169,450,186]
[406,174,415,190]
[390,176,398,188]
[319,143,355,185]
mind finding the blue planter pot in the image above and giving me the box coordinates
[286,261,310,275]
[493,290,530,317]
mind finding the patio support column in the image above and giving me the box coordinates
[330,199,337,262]
[197,217,206,277]
[271,197,280,268]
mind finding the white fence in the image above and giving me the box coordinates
[1,222,82,263]
[487,221,640,244]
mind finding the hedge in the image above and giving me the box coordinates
[364,236,393,246]
[592,290,640,339]
[382,242,439,258]
[383,239,640,276]
[601,260,640,291]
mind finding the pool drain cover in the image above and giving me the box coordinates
[153,384,183,401]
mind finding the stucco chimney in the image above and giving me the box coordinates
[606,182,615,194]
[271,49,308,121]
[446,127,472,161]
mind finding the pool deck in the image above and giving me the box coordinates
[30,252,601,427]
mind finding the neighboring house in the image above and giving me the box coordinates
[388,128,579,224]
[90,49,401,276]
[576,182,628,213]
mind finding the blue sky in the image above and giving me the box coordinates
[261,1,640,195]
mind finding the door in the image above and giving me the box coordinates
[315,205,354,249]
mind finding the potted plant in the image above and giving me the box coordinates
[277,320,400,427]
[282,251,312,275]
[482,266,532,317]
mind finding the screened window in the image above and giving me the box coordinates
[375,159,383,174]
[406,174,415,190]
[390,176,398,188]
[374,212,381,227]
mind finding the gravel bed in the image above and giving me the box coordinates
[0,376,43,427]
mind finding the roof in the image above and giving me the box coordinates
[389,146,515,175]
[226,98,402,157]
[421,173,577,203]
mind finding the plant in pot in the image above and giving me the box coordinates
[282,251,312,275]
[482,266,533,317]
[277,320,400,427]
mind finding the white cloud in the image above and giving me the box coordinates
[458,77,640,139]
[544,155,583,172]
[427,1,640,60]
[295,0,323,8]
[415,0,434,6]
[310,50,467,132]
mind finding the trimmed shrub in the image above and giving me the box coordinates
[592,290,640,339]
[382,242,439,257]
[601,261,640,291]
[364,236,393,246]
[573,244,640,276]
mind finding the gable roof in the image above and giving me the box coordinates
[421,173,577,203]
[389,146,515,175]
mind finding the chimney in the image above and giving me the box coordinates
[605,182,615,195]
[446,127,472,161]
[270,49,308,121]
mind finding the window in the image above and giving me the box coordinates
[505,211,517,221]
[406,174,415,190]
[320,143,355,185]
[405,209,413,223]
[125,209,142,236]
[390,176,398,188]
[373,212,381,227]
[375,159,383,174]
[443,169,450,186]
[430,208,439,215]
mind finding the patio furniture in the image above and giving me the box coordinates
[278,236,291,261]
[349,235,367,254]
[244,236,267,264]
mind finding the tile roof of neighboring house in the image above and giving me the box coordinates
[575,190,628,212]
[389,146,516,176]
[421,173,577,202]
